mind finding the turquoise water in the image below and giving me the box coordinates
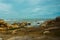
[5,19,45,27]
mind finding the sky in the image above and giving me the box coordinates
[0,0,60,19]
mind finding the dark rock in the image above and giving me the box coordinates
[55,16,60,22]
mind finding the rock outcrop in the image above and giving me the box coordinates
[40,16,60,37]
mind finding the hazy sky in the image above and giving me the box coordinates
[0,0,60,19]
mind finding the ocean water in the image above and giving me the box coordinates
[5,19,45,28]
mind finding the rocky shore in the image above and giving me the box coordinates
[0,16,60,40]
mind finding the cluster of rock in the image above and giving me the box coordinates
[0,19,41,35]
[0,19,32,34]
[40,16,60,37]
